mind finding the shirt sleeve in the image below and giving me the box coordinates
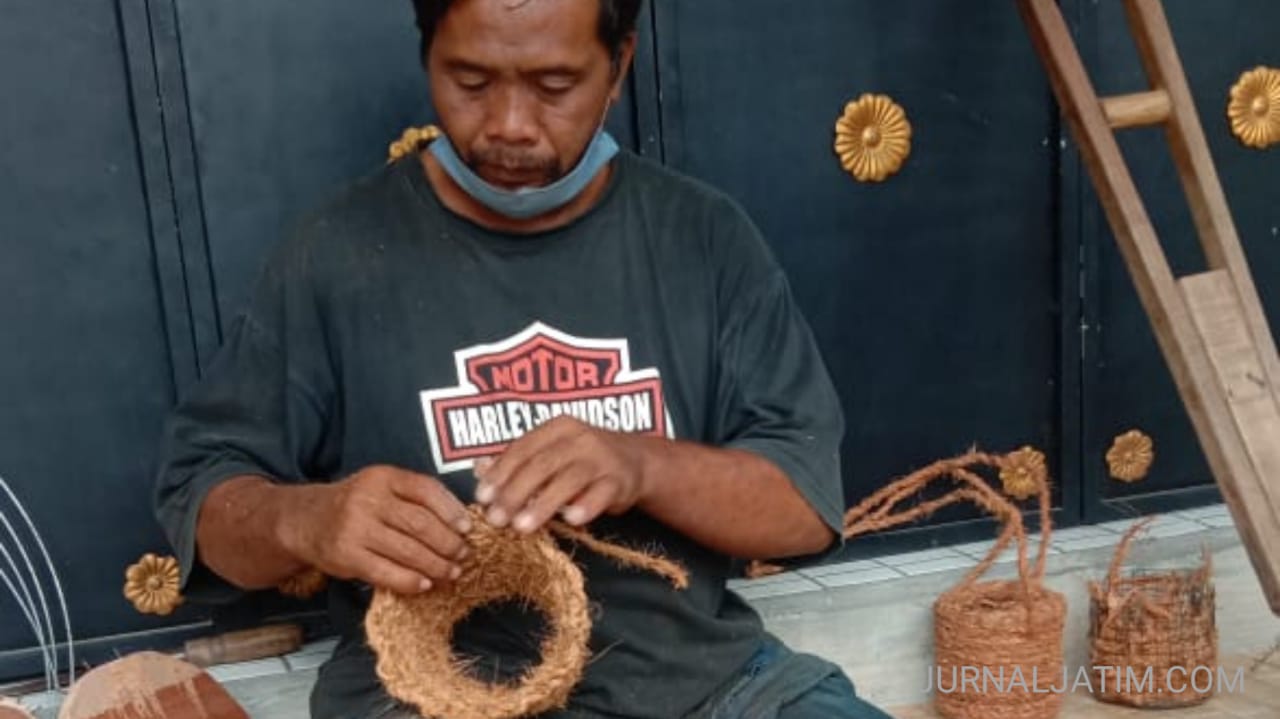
[709,203,847,554]
[152,237,338,602]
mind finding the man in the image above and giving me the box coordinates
[155,1,893,717]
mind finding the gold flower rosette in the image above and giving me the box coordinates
[124,553,183,616]
[834,94,912,182]
[1228,67,1280,149]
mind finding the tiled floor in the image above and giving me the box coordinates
[14,503,1280,719]
[724,502,1279,712]
[728,503,1234,601]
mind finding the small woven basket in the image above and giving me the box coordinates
[1088,518,1217,708]
[841,452,1066,719]
[365,508,687,719]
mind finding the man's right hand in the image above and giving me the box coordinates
[275,465,473,595]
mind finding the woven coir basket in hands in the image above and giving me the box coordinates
[365,506,687,719]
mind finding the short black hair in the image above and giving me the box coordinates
[411,0,643,67]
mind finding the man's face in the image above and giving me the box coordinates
[427,0,633,190]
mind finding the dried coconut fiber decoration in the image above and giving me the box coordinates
[1088,517,1217,708]
[839,451,1066,719]
[365,506,688,719]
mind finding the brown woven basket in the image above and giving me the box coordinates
[841,452,1066,719]
[1088,517,1217,708]
[365,508,687,719]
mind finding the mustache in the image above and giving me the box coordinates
[468,146,561,180]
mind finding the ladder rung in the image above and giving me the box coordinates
[1101,89,1172,129]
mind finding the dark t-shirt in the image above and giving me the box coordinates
[154,150,846,719]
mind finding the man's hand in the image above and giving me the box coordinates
[275,465,473,595]
[473,417,652,534]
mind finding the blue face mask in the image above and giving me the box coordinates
[429,128,620,220]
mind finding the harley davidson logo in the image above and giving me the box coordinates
[420,322,673,473]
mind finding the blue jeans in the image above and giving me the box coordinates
[685,635,894,719]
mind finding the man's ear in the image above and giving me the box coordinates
[609,33,639,100]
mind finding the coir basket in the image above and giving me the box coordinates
[1088,517,1217,708]
[365,507,687,719]
[840,451,1066,719]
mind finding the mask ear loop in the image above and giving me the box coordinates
[597,99,614,136]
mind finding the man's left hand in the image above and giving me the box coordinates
[473,416,653,534]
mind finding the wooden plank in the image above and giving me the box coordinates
[1016,0,1280,613]
[1181,271,1280,595]
[1101,89,1171,129]
[1122,0,1280,398]
[1015,0,1179,312]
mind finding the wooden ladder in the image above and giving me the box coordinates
[1017,0,1280,614]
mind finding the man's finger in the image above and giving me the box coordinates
[357,550,434,596]
[561,480,617,527]
[387,502,469,561]
[475,417,579,501]
[368,524,461,584]
[484,437,575,527]
[511,464,598,534]
[389,471,472,534]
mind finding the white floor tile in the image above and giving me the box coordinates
[989,545,1060,564]
[1090,517,1151,534]
[814,566,903,588]
[285,637,338,661]
[206,656,289,683]
[1046,525,1118,543]
[283,651,330,672]
[1174,503,1229,521]
[952,538,1054,561]
[948,539,999,557]
[895,556,974,576]
[1054,533,1122,552]
[728,571,803,590]
[1200,514,1237,529]
[733,576,822,600]
[800,558,886,578]
[878,548,963,567]
[1145,518,1205,539]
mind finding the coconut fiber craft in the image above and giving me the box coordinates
[840,450,1066,719]
[1088,517,1217,708]
[364,506,688,719]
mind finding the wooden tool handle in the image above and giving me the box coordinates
[183,623,304,668]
